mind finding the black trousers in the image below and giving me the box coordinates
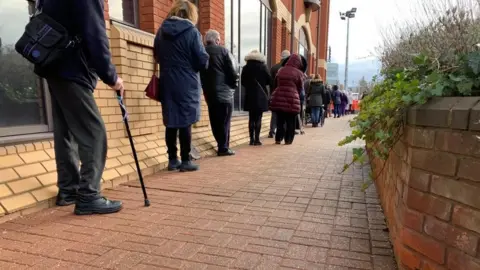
[249,111,263,142]
[166,126,192,162]
[208,102,233,152]
[47,78,106,202]
[275,111,296,143]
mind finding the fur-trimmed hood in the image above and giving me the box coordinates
[244,50,266,63]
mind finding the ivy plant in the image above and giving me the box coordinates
[339,51,480,190]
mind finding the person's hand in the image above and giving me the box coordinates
[110,77,124,97]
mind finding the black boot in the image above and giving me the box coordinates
[180,161,199,172]
[249,127,254,145]
[74,197,122,215]
[56,192,76,206]
[254,126,262,146]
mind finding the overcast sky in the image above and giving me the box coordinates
[328,0,417,64]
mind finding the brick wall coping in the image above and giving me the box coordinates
[407,97,480,131]
[112,21,154,47]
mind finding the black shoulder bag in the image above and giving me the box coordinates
[15,0,81,72]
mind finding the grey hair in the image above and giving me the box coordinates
[205,29,220,44]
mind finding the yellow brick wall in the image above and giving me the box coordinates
[0,22,271,219]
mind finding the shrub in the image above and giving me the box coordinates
[340,0,480,187]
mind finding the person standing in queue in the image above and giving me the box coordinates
[268,50,290,138]
[154,1,209,172]
[241,50,271,146]
[38,0,124,215]
[269,54,306,145]
[201,29,239,156]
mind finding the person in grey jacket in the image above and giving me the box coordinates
[37,0,124,215]
[307,74,326,127]
[201,30,239,156]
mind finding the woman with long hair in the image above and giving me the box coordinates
[154,0,209,172]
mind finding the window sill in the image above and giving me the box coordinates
[0,133,54,146]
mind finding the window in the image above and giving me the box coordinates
[0,0,53,141]
[109,0,139,27]
[299,27,309,70]
[225,0,272,111]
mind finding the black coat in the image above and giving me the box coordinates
[307,79,326,107]
[324,88,332,106]
[40,0,118,90]
[200,44,238,104]
[270,62,282,90]
[154,18,209,128]
[241,51,271,112]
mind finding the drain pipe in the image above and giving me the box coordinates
[316,5,320,75]
[290,0,295,51]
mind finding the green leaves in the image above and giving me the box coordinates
[467,51,480,75]
[338,51,479,188]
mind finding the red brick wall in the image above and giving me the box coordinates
[271,17,283,65]
[199,0,224,38]
[369,97,480,270]
[281,20,287,51]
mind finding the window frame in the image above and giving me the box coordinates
[225,0,273,113]
[0,0,54,143]
[109,0,140,28]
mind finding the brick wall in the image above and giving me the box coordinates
[369,97,480,269]
[0,1,269,219]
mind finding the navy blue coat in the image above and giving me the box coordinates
[154,17,209,128]
[40,0,117,90]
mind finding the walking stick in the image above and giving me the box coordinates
[116,91,150,207]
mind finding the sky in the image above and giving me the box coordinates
[327,0,418,65]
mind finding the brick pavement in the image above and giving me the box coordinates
[0,116,396,270]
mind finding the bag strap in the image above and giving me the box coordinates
[35,0,44,14]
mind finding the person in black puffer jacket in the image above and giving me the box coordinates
[201,30,239,156]
[241,50,272,146]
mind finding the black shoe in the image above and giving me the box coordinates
[249,140,254,146]
[285,141,293,145]
[254,141,262,146]
[56,193,76,206]
[168,159,181,171]
[218,149,235,156]
[268,134,274,138]
[180,161,199,172]
[74,197,122,215]
[275,141,281,145]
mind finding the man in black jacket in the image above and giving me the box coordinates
[268,50,290,138]
[39,0,123,215]
[201,30,239,156]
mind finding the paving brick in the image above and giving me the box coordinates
[233,252,263,269]
[0,155,24,170]
[0,116,395,269]
[0,193,37,213]
[285,244,308,259]
[0,184,12,199]
[19,150,50,164]
[13,163,46,178]
[0,168,20,183]
[7,177,42,194]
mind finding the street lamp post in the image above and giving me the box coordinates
[339,8,356,92]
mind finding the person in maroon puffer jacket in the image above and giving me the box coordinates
[269,54,306,145]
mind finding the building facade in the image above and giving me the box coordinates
[326,62,339,86]
[0,0,330,217]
